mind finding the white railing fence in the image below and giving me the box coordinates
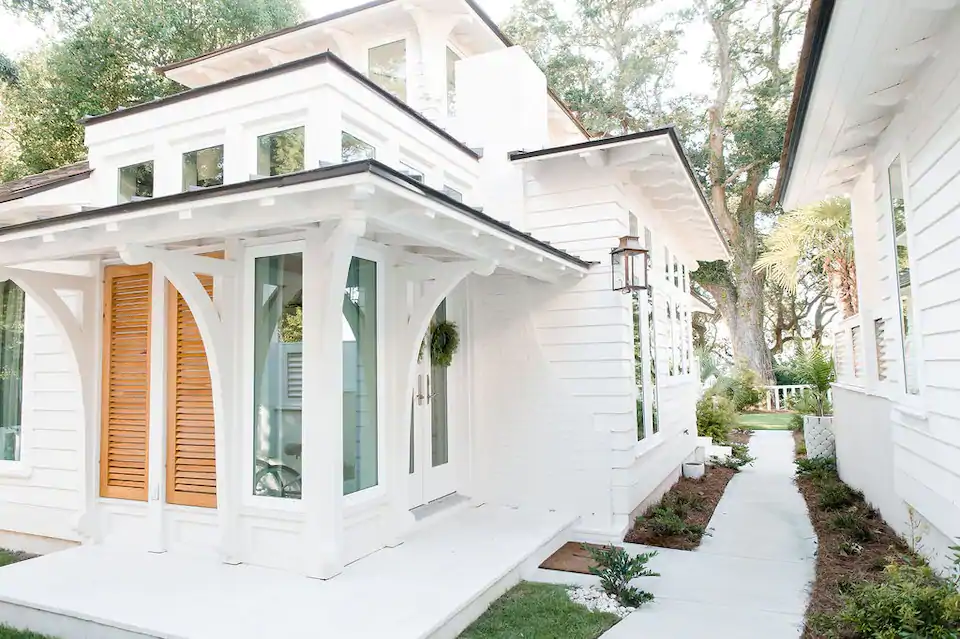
[762,385,835,411]
[763,385,809,411]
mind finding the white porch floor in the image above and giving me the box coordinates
[0,504,576,639]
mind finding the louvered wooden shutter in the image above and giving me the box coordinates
[875,318,889,381]
[100,264,152,501]
[166,273,217,508]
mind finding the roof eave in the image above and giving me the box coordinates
[773,0,837,209]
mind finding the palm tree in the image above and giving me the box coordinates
[756,197,859,318]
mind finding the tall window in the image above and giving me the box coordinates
[666,301,675,376]
[257,127,304,177]
[888,157,918,394]
[647,288,660,434]
[342,132,376,163]
[252,253,304,499]
[447,47,460,116]
[118,161,154,203]
[0,282,24,462]
[633,291,644,440]
[368,40,406,101]
[343,257,378,495]
[183,145,224,191]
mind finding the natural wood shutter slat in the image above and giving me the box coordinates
[166,266,218,508]
[100,264,152,501]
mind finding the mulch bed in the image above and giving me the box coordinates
[795,476,909,638]
[623,464,737,550]
[540,541,608,575]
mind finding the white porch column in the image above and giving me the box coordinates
[0,266,99,541]
[119,246,240,563]
[146,267,167,552]
[301,216,367,580]
[384,260,494,544]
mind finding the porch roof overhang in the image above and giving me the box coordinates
[509,128,730,262]
[775,0,960,211]
[0,160,592,282]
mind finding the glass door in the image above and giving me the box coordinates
[408,301,455,507]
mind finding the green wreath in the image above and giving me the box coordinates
[422,320,460,367]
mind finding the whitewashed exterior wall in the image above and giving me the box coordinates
[0,294,84,551]
[835,17,960,572]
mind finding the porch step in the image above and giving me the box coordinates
[0,505,578,639]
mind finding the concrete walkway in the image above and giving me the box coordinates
[601,430,816,638]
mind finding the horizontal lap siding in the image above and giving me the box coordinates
[0,295,84,541]
[868,22,960,564]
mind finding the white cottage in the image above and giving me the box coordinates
[0,1,727,636]
[777,0,960,573]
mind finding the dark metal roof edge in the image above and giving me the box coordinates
[691,289,716,314]
[158,0,397,73]
[773,0,836,207]
[0,160,592,269]
[0,169,94,205]
[508,127,729,258]
[84,52,480,161]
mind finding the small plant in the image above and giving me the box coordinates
[728,360,764,412]
[586,545,659,608]
[828,511,876,543]
[838,539,863,557]
[795,456,837,480]
[640,508,705,540]
[824,561,960,638]
[696,394,736,443]
[711,441,755,471]
[817,481,857,510]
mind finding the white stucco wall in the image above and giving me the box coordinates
[839,16,960,572]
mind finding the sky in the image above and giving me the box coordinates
[0,0,712,95]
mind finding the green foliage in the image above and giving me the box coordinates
[728,360,764,412]
[279,306,302,343]
[811,562,960,639]
[827,511,876,544]
[712,442,755,471]
[794,456,838,481]
[586,545,658,608]
[696,395,736,443]
[459,582,620,639]
[0,624,58,639]
[0,0,304,176]
[429,320,460,368]
[787,347,836,417]
[817,481,857,511]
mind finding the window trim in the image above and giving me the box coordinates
[0,283,27,475]
[117,159,155,204]
[242,239,307,512]
[240,238,388,510]
[181,144,225,192]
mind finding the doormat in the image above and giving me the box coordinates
[539,541,606,575]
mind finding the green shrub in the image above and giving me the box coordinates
[795,456,837,480]
[586,545,658,608]
[828,511,876,543]
[821,562,960,638]
[696,395,736,443]
[817,481,857,510]
[712,441,755,471]
[729,361,764,412]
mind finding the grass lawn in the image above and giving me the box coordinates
[459,582,619,639]
[737,412,795,430]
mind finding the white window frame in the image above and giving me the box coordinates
[0,289,30,478]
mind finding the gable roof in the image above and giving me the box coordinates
[156,0,590,139]
[0,161,92,205]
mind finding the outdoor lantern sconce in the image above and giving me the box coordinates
[611,235,649,293]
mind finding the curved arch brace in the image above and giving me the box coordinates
[0,267,97,537]
[119,245,238,561]
[386,259,495,541]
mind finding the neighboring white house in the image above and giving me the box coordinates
[0,0,727,635]
[777,0,960,573]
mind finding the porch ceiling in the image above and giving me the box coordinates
[0,160,591,283]
[779,0,960,210]
[509,128,730,262]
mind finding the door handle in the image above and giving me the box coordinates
[426,374,431,405]
[416,374,424,405]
